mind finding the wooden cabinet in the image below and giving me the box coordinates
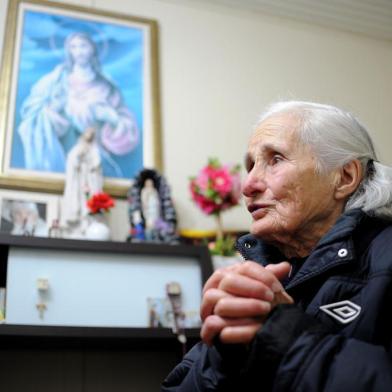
[0,234,212,392]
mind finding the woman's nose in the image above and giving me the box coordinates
[242,169,266,197]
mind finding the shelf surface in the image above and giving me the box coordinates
[0,323,200,338]
[0,233,207,256]
[0,324,201,349]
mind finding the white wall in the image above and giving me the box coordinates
[1,0,392,240]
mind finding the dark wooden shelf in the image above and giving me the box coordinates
[0,324,201,350]
[0,323,200,338]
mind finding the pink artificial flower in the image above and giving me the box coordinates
[198,166,215,190]
[211,167,233,196]
[189,158,241,216]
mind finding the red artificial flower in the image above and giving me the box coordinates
[87,192,115,214]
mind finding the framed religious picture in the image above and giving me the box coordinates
[0,189,59,237]
[0,0,161,197]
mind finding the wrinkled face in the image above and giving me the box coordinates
[243,114,340,243]
[68,36,94,66]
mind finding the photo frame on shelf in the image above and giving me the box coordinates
[147,297,202,329]
[0,189,59,237]
[147,297,173,328]
[0,0,161,197]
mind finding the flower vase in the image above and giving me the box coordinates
[85,214,111,241]
[212,254,242,271]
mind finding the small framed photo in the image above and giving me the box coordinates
[147,297,173,328]
[0,0,161,197]
[0,190,59,237]
[147,297,201,329]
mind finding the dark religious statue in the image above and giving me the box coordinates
[127,169,178,243]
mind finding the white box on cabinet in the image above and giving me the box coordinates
[5,247,202,327]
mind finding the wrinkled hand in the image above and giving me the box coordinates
[200,261,293,346]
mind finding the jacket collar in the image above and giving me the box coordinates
[237,209,365,290]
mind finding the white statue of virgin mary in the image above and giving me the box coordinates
[60,127,103,238]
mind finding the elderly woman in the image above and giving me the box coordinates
[162,101,392,391]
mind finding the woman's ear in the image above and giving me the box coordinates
[334,159,363,200]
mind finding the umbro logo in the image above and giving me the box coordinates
[319,300,361,324]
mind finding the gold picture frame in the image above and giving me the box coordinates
[0,0,162,197]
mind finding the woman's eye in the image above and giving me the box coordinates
[246,161,254,173]
[270,155,283,165]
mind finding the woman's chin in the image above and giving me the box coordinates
[250,219,273,238]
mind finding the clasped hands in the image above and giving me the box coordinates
[201,261,293,346]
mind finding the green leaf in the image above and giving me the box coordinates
[209,234,237,256]
[231,164,241,173]
[205,189,216,198]
[208,157,221,169]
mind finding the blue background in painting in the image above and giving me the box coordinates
[11,10,144,180]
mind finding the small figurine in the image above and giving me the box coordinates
[166,282,187,345]
[48,219,61,238]
[141,178,161,240]
[130,211,145,241]
[127,169,178,243]
[60,127,103,238]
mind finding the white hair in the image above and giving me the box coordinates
[257,101,392,220]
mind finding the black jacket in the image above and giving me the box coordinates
[162,209,392,391]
